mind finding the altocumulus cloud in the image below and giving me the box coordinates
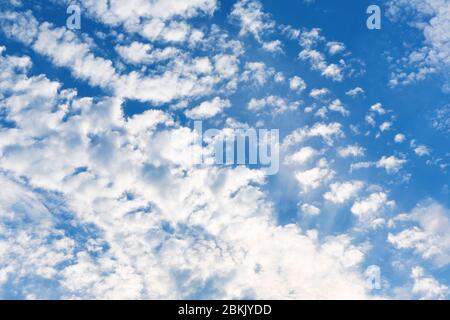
[0,0,449,300]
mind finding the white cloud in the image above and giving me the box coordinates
[411,267,448,299]
[298,49,344,81]
[248,95,300,114]
[329,99,349,116]
[350,161,374,172]
[394,133,406,143]
[117,0,217,21]
[116,41,153,64]
[326,41,345,55]
[379,121,393,132]
[214,54,240,79]
[324,181,364,204]
[289,76,307,93]
[54,0,217,41]
[295,159,335,193]
[376,156,407,173]
[285,146,318,165]
[0,48,373,299]
[365,114,376,126]
[185,97,231,119]
[338,145,365,158]
[33,22,118,87]
[262,40,283,53]
[282,122,344,148]
[0,10,38,44]
[116,41,180,65]
[388,201,450,267]
[315,107,328,119]
[274,72,285,83]
[309,88,330,100]
[351,192,395,225]
[431,103,450,134]
[5,0,439,299]
[0,174,76,292]
[0,10,236,104]
[345,87,364,97]
[321,63,344,81]
[414,145,430,157]
[386,0,450,90]
[300,203,321,216]
[230,0,274,42]
[241,61,272,86]
[298,27,323,47]
[370,103,386,115]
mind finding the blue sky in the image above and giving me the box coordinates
[0,0,449,299]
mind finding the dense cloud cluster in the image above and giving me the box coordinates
[0,0,448,299]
